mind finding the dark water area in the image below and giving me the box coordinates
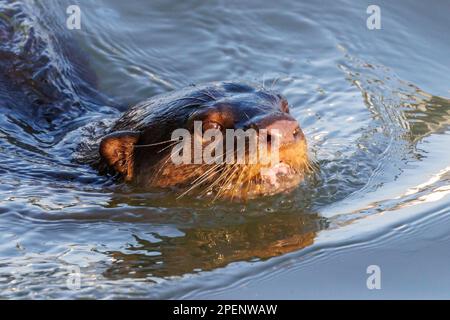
[0,0,449,299]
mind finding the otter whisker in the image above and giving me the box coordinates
[150,153,174,184]
[134,138,180,148]
[271,76,280,90]
[156,141,180,153]
[246,178,254,199]
[189,163,222,186]
[173,96,208,104]
[178,166,223,199]
[214,164,241,201]
[308,157,320,173]
[197,152,239,196]
[186,163,213,182]
[184,165,223,194]
[211,144,256,200]
[201,89,217,101]
[208,167,235,200]
[186,147,234,189]
[198,164,234,196]
[177,165,225,199]
[230,164,248,201]
[237,164,254,200]
[173,139,241,198]
[177,144,239,198]
[241,170,254,201]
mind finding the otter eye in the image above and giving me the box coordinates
[203,121,222,132]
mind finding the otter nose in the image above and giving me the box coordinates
[265,119,304,144]
[248,114,304,145]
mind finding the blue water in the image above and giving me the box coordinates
[0,0,449,298]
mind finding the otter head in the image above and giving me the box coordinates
[99,82,312,200]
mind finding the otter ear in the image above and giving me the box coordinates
[99,131,140,178]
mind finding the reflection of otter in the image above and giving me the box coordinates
[97,82,312,200]
[103,212,326,279]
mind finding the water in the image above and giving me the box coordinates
[0,0,449,299]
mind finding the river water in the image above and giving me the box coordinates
[0,0,449,299]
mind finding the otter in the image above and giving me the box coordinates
[0,3,311,201]
[97,82,312,200]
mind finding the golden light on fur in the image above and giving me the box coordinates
[147,137,312,201]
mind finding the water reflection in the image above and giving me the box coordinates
[103,211,326,278]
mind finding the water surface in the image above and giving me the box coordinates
[0,0,449,299]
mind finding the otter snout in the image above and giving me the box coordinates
[243,113,305,146]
